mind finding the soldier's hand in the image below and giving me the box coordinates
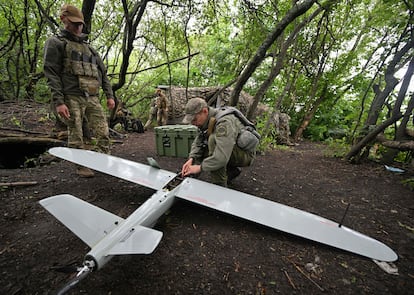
[56,104,70,119]
[183,164,201,176]
[182,158,196,176]
[107,98,115,110]
[182,158,201,177]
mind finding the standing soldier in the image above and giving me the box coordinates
[156,88,168,126]
[144,88,168,130]
[43,4,115,177]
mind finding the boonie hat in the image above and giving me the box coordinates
[182,97,207,124]
[61,4,85,24]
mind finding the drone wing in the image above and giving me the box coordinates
[47,148,397,262]
[175,178,398,262]
[49,147,176,190]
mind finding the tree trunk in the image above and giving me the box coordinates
[82,0,96,34]
[383,77,414,163]
[109,0,148,122]
[364,39,413,127]
[345,113,404,162]
[229,0,317,107]
[349,31,414,162]
[246,5,325,120]
[293,86,326,141]
[112,0,148,92]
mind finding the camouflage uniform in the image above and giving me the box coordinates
[43,29,114,153]
[144,89,168,129]
[144,98,158,130]
[156,91,168,126]
[186,103,256,186]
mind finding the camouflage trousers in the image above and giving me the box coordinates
[62,94,110,153]
[156,109,168,126]
[144,107,157,129]
[144,107,168,129]
[195,138,255,187]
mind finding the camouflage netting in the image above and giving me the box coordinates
[113,86,291,144]
[161,86,292,145]
[160,86,254,121]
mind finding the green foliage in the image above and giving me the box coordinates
[24,157,38,168]
[324,138,351,158]
[306,99,356,142]
[34,79,52,103]
[37,107,53,124]
[0,1,50,100]
[254,116,273,152]
[10,116,22,128]
[256,132,274,153]
[393,151,412,164]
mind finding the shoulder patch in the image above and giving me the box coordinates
[216,124,227,137]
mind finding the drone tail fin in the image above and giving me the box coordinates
[39,194,124,248]
[40,194,163,255]
[106,224,163,255]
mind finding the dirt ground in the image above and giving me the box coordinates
[1,101,414,294]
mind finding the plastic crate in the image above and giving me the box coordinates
[155,125,198,158]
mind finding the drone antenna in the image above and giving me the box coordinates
[338,203,350,228]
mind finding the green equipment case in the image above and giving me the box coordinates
[155,125,198,158]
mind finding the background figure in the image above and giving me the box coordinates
[144,96,158,130]
[144,88,168,130]
[43,4,115,177]
[156,88,168,126]
[110,102,144,133]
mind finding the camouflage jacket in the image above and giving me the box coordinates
[189,107,245,172]
[156,94,168,110]
[43,29,114,107]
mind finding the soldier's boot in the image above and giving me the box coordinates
[76,166,95,178]
[227,166,241,183]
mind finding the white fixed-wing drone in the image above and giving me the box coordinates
[40,147,397,293]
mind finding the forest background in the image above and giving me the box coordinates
[0,0,413,166]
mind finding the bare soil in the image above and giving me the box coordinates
[1,101,414,295]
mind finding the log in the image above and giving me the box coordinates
[406,128,414,138]
[381,140,414,151]
[0,127,50,136]
[376,134,414,151]
[0,181,38,187]
[0,136,65,146]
